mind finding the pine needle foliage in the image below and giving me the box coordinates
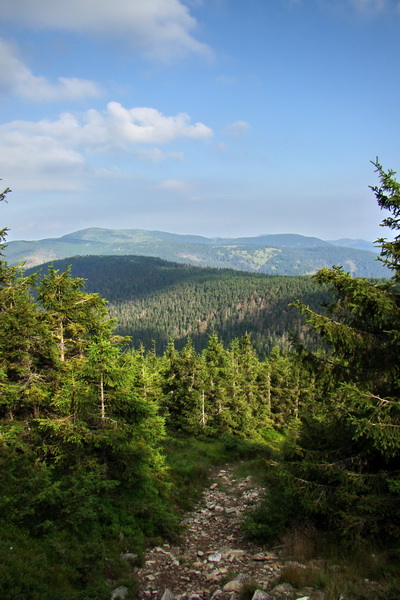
[0,197,176,597]
[269,162,400,542]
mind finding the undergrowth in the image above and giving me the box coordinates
[163,433,271,512]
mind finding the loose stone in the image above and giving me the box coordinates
[251,592,274,600]
[207,552,222,562]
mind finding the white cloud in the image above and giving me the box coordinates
[0,103,213,148]
[0,129,87,191]
[225,121,251,137]
[0,103,212,190]
[0,0,211,61]
[0,39,101,102]
[94,102,213,146]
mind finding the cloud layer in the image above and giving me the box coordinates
[225,121,251,137]
[0,103,213,190]
[0,39,101,102]
[0,0,211,60]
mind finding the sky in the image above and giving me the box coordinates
[0,0,399,242]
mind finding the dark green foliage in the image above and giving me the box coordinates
[159,334,299,438]
[0,229,176,597]
[247,162,400,546]
[370,159,400,280]
[29,255,331,357]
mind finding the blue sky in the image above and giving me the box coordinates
[1,0,399,242]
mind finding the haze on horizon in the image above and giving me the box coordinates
[1,0,399,244]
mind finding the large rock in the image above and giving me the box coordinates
[121,552,138,564]
[223,580,243,593]
[111,586,129,600]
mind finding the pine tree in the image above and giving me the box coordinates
[202,333,232,433]
[160,339,204,433]
[37,265,108,362]
[370,159,400,280]
[274,162,400,540]
[227,334,261,435]
[0,187,56,421]
[0,268,55,420]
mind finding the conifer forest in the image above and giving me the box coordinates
[1,161,400,599]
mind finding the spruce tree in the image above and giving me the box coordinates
[274,162,400,540]
[160,339,204,433]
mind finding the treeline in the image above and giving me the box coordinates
[28,256,332,356]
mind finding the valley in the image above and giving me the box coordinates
[27,255,332,356]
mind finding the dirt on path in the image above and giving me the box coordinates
[134,464,285,600]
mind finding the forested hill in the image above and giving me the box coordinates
[29,255,332,356]
[8,227,387,278]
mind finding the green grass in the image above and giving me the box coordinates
[241,428,400,600]
[162,436,230,511]
[162,433,271,512]
[274,524,400,600]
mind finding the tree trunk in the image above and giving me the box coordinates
[100,372,105,421]
[59,320,65,362]
[200,390,206,428]
[266,372,271,415]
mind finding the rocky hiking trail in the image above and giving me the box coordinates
[132,465,324,600]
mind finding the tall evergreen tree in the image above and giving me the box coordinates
[271,162,400,540]
[0,209,175,598]
[37,265,108,362]
[160,339,204,433]
[202,333,232,433]
[0,268,55,420]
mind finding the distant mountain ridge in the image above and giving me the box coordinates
[327,238,380,253]
[6,227,388,278]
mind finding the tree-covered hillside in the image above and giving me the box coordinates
[8,227,387,278]
[29,256,332,356]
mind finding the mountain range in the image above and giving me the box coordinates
[6,227,386,278]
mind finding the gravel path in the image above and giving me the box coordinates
[134,465,283,600]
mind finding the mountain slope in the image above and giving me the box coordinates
[7,227,388,278]
[328,238,380,253]
[28,255,331,357]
